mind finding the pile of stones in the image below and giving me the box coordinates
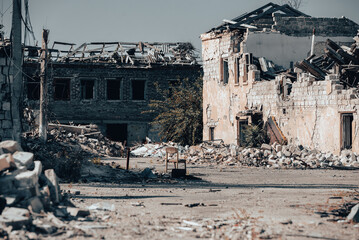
[0,140,110,238]
[183,142,359,169]
[47,123,125,157]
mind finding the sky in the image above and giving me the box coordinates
[1,0,359,52]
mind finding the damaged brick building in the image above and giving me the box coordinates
[20,41,201,144]
[201,2,359,154]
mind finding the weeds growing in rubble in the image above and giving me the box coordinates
[242,122,269,148]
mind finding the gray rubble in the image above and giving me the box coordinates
[0,140,107,238]
[132,141,359,169]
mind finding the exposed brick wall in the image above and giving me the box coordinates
[23,62,201,143]
[0,57,13,140]
[273,15,359,37]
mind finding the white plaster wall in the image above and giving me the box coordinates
[245,32,354,68]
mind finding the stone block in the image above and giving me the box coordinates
[15,161,42,189]
[347,204,359,223]
[0,153,14,171]
[0,140,23,153]
[2,102,10,111]
[13,151,34,169]
[1,120,12,129]
[44,169,61,204]
[0,207,31,230]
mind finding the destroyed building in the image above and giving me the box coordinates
[201,2,359,154]
[5,41,200,144]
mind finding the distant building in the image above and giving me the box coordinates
[21,41,201,144]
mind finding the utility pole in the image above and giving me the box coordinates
[11,0,22,143]
[39,29,49,142]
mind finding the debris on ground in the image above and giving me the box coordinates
[22,123,142,183]
[130,142,187,158]
[132,141,359,169]
[0,140,109,238]
[313,190,359,223]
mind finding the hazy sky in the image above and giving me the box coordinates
[1,0,359,52]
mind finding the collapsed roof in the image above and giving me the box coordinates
[0,40,199,67]
[296,32,359,88]
[208,2,309,32]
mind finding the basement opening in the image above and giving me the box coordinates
[341,113,353,150]
[106,124,127,143]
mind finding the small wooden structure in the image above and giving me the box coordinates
[165,147,186,172]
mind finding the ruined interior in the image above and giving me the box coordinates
[201,2,359,154]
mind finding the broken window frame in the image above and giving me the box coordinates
[26,76,40,100]
[235,57,240,85]
[220,57,229,85]
[106,78,123,101]
[131,79,147,101]
[243,53,253,85]
[53,78,71,101]
[80,78,96,100]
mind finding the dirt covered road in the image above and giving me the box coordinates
[61,158,359,239]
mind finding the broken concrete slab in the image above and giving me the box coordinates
[347,204,359,223]
[0,140,22,154]
[14,161,42,189]
[32,218,57,234]
[12,151,34,169]
[0,207,31,230]
[67,207,90,218]
[44,169,61,204]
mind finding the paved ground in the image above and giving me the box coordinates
[61,157,359,239]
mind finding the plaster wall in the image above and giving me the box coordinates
[247,75,359,155]
[245,32,354,68]
[201,32,258,144]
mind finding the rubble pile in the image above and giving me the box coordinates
[131,141,186,158]
[47,123,125,157]
[0,140,99,238]
[296,31,359,87]
[182,142,359,169]
[23,123,127,181]
[130,140,359,169]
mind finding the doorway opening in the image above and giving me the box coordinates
[341,113,353,149]
[106,124,127,143]
[237,119,248,146]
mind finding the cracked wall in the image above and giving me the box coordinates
[247,74,359,154]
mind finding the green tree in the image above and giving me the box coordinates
[147,77,203,146]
